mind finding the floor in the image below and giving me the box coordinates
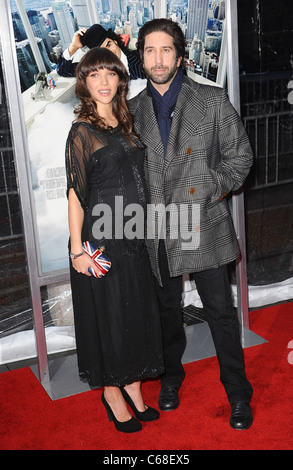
[0,309,267,400]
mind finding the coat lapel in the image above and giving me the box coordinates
[164,78,207,167]
[133,77,207,169]
[133,89,164,159]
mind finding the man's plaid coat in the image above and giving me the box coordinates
[129,76,254,285]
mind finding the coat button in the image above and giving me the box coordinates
[186,147,192,154]
[189,187,196,194]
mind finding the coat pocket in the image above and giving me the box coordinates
[207,198,230,225]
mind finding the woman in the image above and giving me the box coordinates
[65,47,164,433]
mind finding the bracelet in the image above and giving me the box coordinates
[69,251,84,260]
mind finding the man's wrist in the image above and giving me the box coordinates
[68,44,79,56]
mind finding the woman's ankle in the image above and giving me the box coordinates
[124,382,146,412]
[103,387,131,421]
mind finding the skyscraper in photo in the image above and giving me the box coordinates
[111,0,122,16]
[218,0,225,20]
[154,0,167,18]
[186,0,209,42]
[71,0,91,28]
[52,0,75,49]
[16,38,52,91]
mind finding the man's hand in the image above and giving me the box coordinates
[68,28,88,56]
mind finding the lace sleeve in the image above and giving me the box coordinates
[65,123,91,211]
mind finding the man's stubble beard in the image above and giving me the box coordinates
[144,62,179,85]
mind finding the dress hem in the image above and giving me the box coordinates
[78,366,165,389]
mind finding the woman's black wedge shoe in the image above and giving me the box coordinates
[121,387,160,422]
[101,392,142,433]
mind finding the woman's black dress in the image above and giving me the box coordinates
[66,122,164,387]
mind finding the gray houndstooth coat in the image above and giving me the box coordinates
[129,76,253,285]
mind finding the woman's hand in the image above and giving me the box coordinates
[71,252,102,278]
[68,188,101,277]
[68,189,102,278]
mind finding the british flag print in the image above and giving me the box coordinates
[82,241,111,278]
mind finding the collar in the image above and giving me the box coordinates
[147,68,184,103]
[120,50,129,73]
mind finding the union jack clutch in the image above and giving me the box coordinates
[82,241,111,278]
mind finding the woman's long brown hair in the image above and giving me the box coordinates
[74,47,135,138]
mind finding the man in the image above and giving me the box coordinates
[57,24,145,81]
[129,19,254,430]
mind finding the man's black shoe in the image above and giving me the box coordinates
[229,401,253,430]
[158,385,180,411]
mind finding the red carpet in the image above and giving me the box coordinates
[0,302,292,450]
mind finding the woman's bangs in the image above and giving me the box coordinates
[86,48,122,76]
[87,63,118,75]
